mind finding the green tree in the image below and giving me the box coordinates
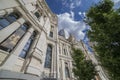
[86,0,120,79]
[72,48,96,80]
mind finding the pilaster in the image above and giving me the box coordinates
[61,59,65,80]
[51,45,57,78]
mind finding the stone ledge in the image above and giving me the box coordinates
[0,70,40,80]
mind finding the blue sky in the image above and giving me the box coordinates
[46,0,100,20]
[45,0,101,40]
[45,0,120,52]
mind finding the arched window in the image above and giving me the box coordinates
[44,44,52,68]
[0,23,28,52]
[19,31,36,58]
[65,63,70,78]
[0,12,20,30]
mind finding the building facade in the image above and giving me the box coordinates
[0,0,89,80]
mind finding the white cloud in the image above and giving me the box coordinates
[112,0,120,9]
[75,0,81,6]
[78,12,86,16]
[61,0,68,7]
[78,12,86,20]
[57,12,86,40]
[83,12,86,17]
[70,3,75,9]
[78,12,82,15]
[69,0,81,10]
[70,11,74,19]
[61,0,82,10]
[76,30,85,40]
[112,0,120,3]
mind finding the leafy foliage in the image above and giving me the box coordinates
[86,0,120,79]
[72,48,96,80]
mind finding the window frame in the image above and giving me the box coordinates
[0,23,29,53]
[65,63,70,78]
[49,31,53,38]
[19,31,36,58]
[0,12,20,30]
[44,44,52,68]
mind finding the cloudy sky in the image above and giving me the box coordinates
[45,0,120,51]
[45,0,101,40]
[113,0,120,8]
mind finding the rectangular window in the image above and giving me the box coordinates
[0,13,20,30]
[44,45,52,68]
[0,24,28,52]
[6,13,19,23]
[59,47,61,54]
[64,49,66,55]
[65,66,70,78]
[34,12,40,18]
[65,63,70,78]
[49,31,53,38]
[19,32,36,58]
[0,18,10,29]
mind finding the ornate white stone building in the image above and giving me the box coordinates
[0,0,89,80]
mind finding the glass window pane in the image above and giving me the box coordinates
[49,31,53,37]
[0,13,19,30]
[19,50,26,58]
[24,43,30,51]
[44,45,52,68]
[34,12,40,18]
[0,25,28,52]
[6,13,20,23]
[23,39,32,51]
[0,18,10,28]
[65,67,70,78]
[6,16,16,23]
[64,49,66,55]
[21,24,29,31]
[19,32,36,58]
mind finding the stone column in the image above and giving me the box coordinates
[61,59,65,80]
[25,33,45,77]
[51,45,57,78]
[1,27,34,71]
[56,42,60,79]
[69,61,73,80]
[0,18,25,43]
